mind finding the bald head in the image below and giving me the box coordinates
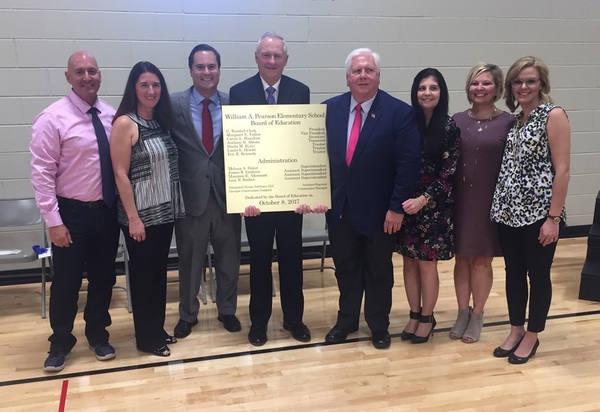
[65,51,102,106]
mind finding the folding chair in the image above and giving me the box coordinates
[0,198,52,318]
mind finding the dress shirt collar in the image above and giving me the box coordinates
[350,91,377,115]
[67,89,98,114]
[191,88,219,106]
[260,77,281,94]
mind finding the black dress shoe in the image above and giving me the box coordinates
[283,321,311,342]
[493,336,524,358]
[508,339,539,364]
[248,326,268,346]
[371,330,391,349]
[174,319,198,339]
[325,325,357,344]
[218,314,242,332]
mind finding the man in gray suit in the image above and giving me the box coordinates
[170,44,242,338]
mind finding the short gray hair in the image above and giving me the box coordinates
[256,31,288,55]
[345,48,380,74]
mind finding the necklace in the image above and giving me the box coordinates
[461,107,499,187]
[468,107,497,132]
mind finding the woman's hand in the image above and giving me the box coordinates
[402,195,427,215]
[129,216,146,242]
[538,218,559,247]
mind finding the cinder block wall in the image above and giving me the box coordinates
[1,0,598,227]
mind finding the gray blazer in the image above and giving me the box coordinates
[170,87,229,216]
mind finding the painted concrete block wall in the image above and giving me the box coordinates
[0,0,598,227]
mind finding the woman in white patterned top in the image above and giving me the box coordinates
[490,56,570,364]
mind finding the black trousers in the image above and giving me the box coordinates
[328,213,395,332]
[123,222,173,352]
[245,211,304,328]
[49,199,119,353]
[497,219,558,332]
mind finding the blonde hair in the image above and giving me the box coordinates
[503,56,552,112]
[465,62,504,104]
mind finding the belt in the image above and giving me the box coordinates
[57,196,105,209]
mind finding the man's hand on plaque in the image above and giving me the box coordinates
[311,204,329,214]
[295,204,313,214]
[242,205,261,217]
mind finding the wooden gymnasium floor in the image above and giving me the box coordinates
[1,237,599,411]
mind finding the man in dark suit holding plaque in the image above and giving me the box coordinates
[229,32,312,346]
[171,44,242,339]
[323,48,421,349]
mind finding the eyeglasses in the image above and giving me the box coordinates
[511,78,540,88]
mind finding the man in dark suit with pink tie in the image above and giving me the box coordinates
[323,48,421,349]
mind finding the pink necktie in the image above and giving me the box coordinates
[202,98,213,154]
[346,104,362,165]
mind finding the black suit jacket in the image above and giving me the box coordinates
[229,73,310,106]
[324,90,421,236]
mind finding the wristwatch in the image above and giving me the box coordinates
[423,192,432,203]
[547,214,561,224]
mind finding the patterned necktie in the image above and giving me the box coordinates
[346,104,362,166]
[88,107,115,207]
[202,98,214,154]
[266,86,276,105]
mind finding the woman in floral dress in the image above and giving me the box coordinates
[397,68,461,344]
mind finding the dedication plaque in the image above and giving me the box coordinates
[222,104,331,213]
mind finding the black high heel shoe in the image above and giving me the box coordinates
[138,345,171,357]
[492,336,524,358]
[151,345,171,357]
[400,309,421,341]
[508,339,539,364]
[411,314,436,344]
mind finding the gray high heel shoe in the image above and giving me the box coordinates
[462,310,484,343]
[449,306,471,340]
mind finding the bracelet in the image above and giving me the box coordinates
[547,214,561,225]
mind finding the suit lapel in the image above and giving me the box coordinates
[331,94,351,167]
[250,73,268,104]
[181,87,210,153]
[350,91,382,166]
[277,76,291,104]
[213,91,229,153]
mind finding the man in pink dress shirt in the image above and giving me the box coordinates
[30,51,120,372]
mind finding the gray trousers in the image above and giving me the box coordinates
[175,196,241,322]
